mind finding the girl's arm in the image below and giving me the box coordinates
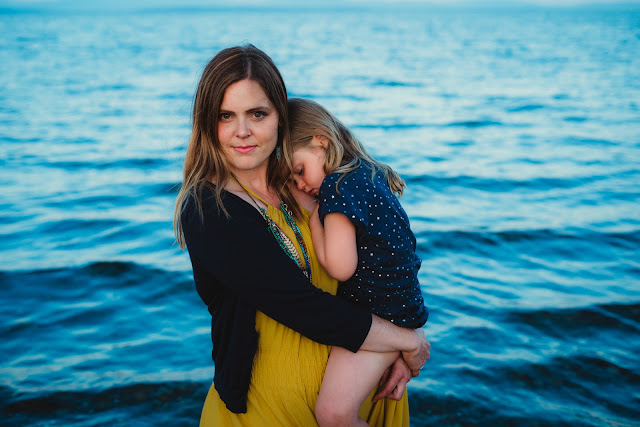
[295,187,430,373]
[364,315,429,376]
[309,205,358,282]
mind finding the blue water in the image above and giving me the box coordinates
[2,5,640,426]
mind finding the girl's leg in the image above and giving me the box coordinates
[315,347,398,427]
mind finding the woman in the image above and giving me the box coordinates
[173,44,430,426]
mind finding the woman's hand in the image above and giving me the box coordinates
[372,356,412,402]
[401,329,430,377]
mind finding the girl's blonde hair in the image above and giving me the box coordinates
[173,45,300,249]
[288,97,405,196]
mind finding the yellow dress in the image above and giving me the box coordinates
[200,200,410,427]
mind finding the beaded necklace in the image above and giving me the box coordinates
[232,176,312,282]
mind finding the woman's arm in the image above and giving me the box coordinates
[181,190,371,352]
[362,315,430,376]
[309,207,358,281]
[182,189,429,368]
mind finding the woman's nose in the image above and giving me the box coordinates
[235,119,251,138]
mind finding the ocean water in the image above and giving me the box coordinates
[1,5,639,426]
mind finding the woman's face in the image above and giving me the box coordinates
[218,79,279,176]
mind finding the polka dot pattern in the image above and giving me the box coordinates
[318,161,428,328]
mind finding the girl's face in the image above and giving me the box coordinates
[217,79,279,176]
[291,136,328,197]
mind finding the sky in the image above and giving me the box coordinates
[1,0,639,11]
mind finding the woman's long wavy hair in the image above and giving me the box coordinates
[288,97,405,196]
[174,45,299,249]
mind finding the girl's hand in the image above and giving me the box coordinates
[372,356,411,402]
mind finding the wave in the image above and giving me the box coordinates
[37,181,180,210]
[288,92,370,102]
[507,104,546,112]
[35,218,125,235]
[371,79,424,88]
[1,261,190,335]
[404,171,638,192]
[408,391,582,427]
[415,228,640,260]
[562,136,622,146]
[1,382,207,427]
[0,261,190,294]
[421,324,640,426]
[143,182,181,195]
[2,267,639,426]
[11,218,167,253]
[505,302,640,338]
[352,120,505,130]
[0,135,45,144]
[564,116,588,122]
[446,120,503,128]
[40,157,172,170]
[494,355,640,424]
[354,123,430,130]
[3,373,635,427]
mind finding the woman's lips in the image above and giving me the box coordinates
[234,146,256,154]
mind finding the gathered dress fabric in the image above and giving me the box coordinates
[184,187,409,426]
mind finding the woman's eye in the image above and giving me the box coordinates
[219,113,231,121]
[253,111,266,119]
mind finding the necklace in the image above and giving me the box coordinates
[232,176,312,282]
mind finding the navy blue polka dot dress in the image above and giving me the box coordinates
[318,161,428,328]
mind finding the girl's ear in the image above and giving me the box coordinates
[313,135,329,149]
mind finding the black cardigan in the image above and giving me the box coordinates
[181,187,372,413]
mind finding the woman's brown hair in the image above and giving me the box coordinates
[174,44,299,249]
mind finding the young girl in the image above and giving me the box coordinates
[288,97,429,426]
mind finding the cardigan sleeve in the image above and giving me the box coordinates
[181,189,372,353]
